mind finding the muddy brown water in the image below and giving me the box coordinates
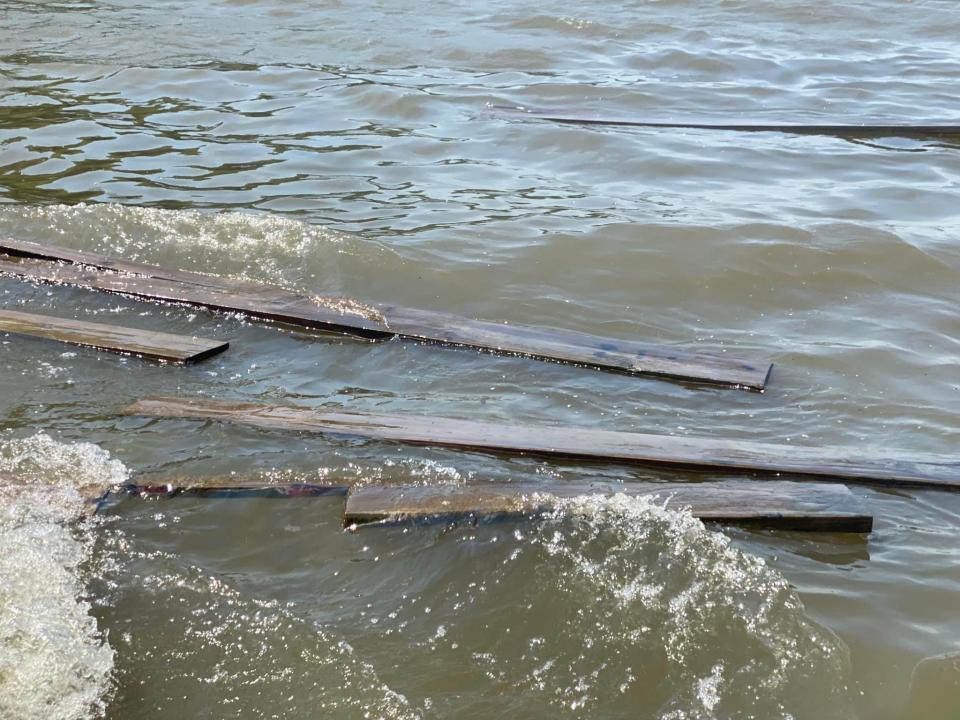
[1,1,960,718]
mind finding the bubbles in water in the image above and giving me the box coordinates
[535,493,854,718]
[0,434,123,720]
[0,203,380,294]
[259,457,470,487]
[91,546,420,720]
[360,492,853,719]
[0,432,129,497]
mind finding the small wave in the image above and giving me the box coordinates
[90,547,420,719]
[370,491,854,719]
[536,493,854,718]
[0,203,383,294]
[0,434,123,720]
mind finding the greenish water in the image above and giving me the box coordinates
[1,1,960,718]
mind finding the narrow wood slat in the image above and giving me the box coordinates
[121,481,347,499]
[491,105,960,138]
[379,305,769,389]
[0,238,772,389]
[0,308,228,362]
[344,481,873,532]
[123,397,960,491]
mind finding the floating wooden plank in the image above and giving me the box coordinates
[490,105,960,139]
[123,397,960,491]
[344,481,873,532]
[0,308,228,363]
[0,238,772,390]
[120,480,347,499]
[0,254,389,338]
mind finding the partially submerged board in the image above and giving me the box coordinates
[0,238,772,390]
[0,308,228,363]
[120,480,347,499]
[123,396,960,491]
[344,481,873,532]
[490,105,960,138]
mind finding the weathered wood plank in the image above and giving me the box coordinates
[122,397,960,491]
[0,238,772,389]
[0,308,228,363]
[0,255,390,338]
[120,480,347,498]
[378,305,770,389]
[490,105,960,138]
[344,481,873,532]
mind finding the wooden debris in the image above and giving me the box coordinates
[490,105,960,138]
[120,480,347,498]
[123,397,960,491]
[0,238,772,390]
[344,481,873,532]
[0,308,228,363]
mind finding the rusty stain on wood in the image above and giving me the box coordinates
[0,308,228,363]
[0,237,772,390]
[344,480,873,532]
[122,396,960,491]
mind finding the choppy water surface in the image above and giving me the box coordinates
[1,1,960,718]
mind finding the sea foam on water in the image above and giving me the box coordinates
[0,434,122,720]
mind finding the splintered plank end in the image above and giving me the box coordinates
[344,481,873,533]
[0,308,228,363]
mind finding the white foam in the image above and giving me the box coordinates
[531,493,853,717]
[0,434,122,720]
[0,203,371,292]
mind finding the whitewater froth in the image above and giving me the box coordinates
[0,434,121,720]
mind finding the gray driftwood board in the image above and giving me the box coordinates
[122,397,960,490]
[0,308,228,362]
[344,481,873,532]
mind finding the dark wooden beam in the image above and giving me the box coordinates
[0,308,228,363]
[123,397,960,491]
[119,479,348,498]
[0,238,772,390]
[344,481,873,532]
[490,105,960,138]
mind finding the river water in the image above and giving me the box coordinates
[1,1,959,718]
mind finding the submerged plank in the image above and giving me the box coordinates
[0,238,772,389]
[0,308,228,362]
[0,255,390,338]
[119,481,348,499]
[123,397,960,491]
[344,481,872,532]
[490,105,960,138]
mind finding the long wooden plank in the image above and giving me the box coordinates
[120,480,347,498]
[0,238,772,390]
[0,255,390,338]
[123,397,960,491]
[344,481,873,532]
[0,308,228,362]
[490,105,960,138]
